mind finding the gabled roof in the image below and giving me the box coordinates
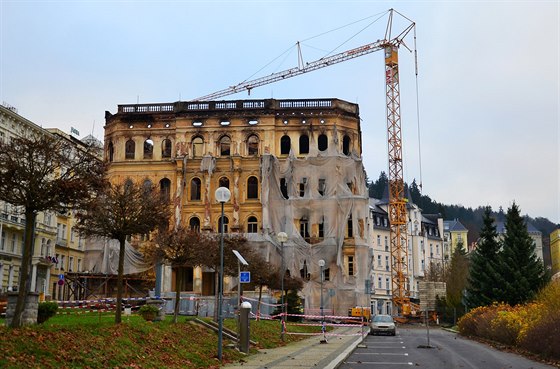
[369,198,388,215]
[443,219,468,232]
[495,221,541,235]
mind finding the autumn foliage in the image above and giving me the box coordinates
[458,280,560,361]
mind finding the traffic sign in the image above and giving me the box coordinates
[58,274,64,280]
[240,271,251,283]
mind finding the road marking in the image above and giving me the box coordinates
[345,361,413,365]
[353,352,409,356]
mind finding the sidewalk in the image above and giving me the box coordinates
[223,326,366,369]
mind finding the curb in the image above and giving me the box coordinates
[326,332,366,369]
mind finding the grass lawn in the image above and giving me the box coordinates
[0,313,323,368]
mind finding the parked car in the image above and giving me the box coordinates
[370,314,396,336]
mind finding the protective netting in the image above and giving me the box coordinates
[83,237,152,275]
[251,135,371,315]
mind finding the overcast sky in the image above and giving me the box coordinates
[1,1,558,223]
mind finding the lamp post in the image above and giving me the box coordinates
[277,232,288,341]
[318,259,326,343]
[215,186,231,361]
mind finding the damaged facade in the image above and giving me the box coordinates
[103,98,371,314]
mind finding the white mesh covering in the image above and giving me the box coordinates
[252,138,371,315]
[83,237,152,275]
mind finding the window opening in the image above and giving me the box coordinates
[342,135,351,155]
[280,178,288,199]
[280,135,291,155]
[299,217,310,242]
[318,179,326,196]
[192,136,204,157]
[247,135,259,155]
[219,136,231,156]
[247,216,258,233]
[160,178,171,200]
[189,217,200,232]
[347,214,353,238]
[218,215,229,233]
[219,177,230,189]
[144,139,154,159]
[247,176,259,199]
[299,178,307,197]
[318,134,328,151]
[162,139,172,158]
[299,135,309,154]
[108,142,114,162]
[300,260,310,281]
[190,178,201,201]
[348,256,354,276]
[125,139,135,159]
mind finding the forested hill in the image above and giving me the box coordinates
[367,171,559,246]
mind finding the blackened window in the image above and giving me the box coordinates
[125,139,135,159]
[343,135,351,155]
[220,136,231,156]
[108,142,114,162]
[219,177,230,189]
[318,134,328,151]
[299,135,309,154]
[159,178,171,200]
[247,176,258,199]
[247,135,259,155]
[280,178,288,199]
[189,217,200,232]
[280,135,291,155]
[218,215,229,233]
[162,139,172,158]
[190,178,201,201]
[347,214,353,238]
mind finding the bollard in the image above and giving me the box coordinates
[239,301,252,353]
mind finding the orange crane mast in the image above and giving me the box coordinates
[193,9,416,317]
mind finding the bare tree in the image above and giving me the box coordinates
[143,226,209,323]
[0,133,105,327]
[75,180,170,324]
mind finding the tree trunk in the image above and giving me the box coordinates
[115,236,126,324]
[10,210,36,328]
[257,284,263,321]
[173,267,181,324]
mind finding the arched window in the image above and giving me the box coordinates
[143,179,153,193]
[299,135,309,154]
[318,134,328,151]
[219,177,230,189]
[299,217,310,242]
[108,142,114,162]
[219,136,231,156]
[247,176,258,199]
[190,178,201,201]
[280,135,291,155]
[125,139,135,159]
[218,215,229,233]
[247,216,258,233]
[247,135,259,156]
[144,139,154,159]
[162,139,172,158]
[343,135,351,156]
[189,217,200,232]
[192,136,203,158]
[159,178,171,200]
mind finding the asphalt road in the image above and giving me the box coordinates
[339,326,558,369]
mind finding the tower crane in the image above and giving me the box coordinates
[193,9,417,317]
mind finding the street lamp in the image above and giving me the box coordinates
[318,259,326,343]
[277,232,288,341]
[215,186,231,361]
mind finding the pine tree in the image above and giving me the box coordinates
[497,202,547,306]
[466,206,502,308]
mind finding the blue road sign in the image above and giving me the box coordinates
[240,271,251,283]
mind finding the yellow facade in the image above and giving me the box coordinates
[551,229,560,276]
[104,98,371,314]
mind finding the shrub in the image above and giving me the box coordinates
[518,313,560,361]
[138,304,160,321]
[37,301,58,324]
